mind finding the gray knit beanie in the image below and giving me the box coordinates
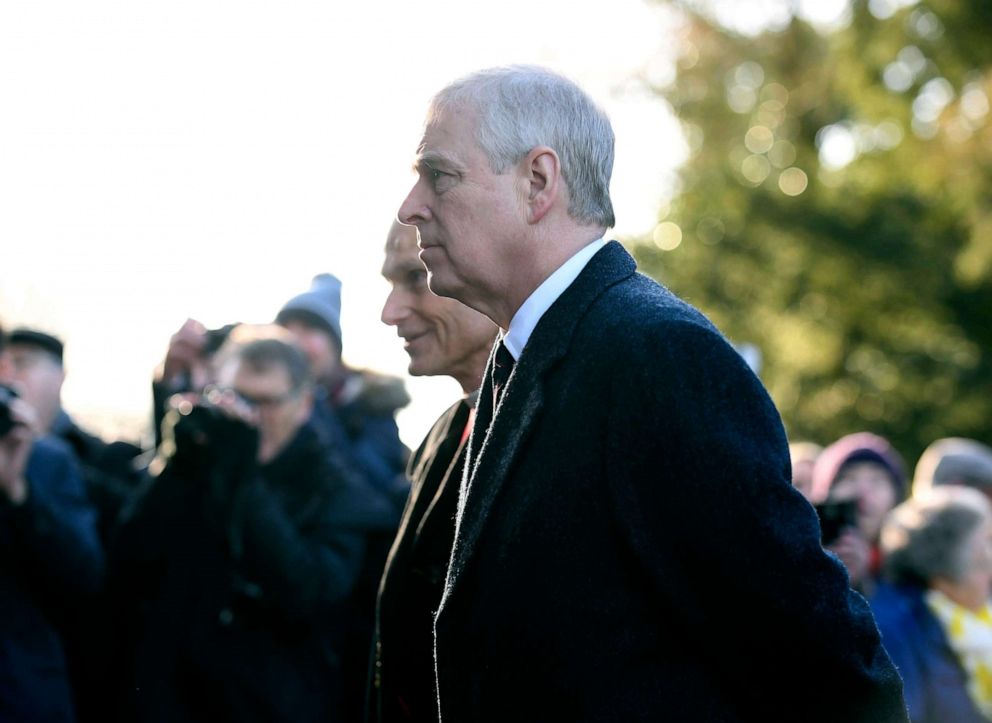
[276,273,343,349]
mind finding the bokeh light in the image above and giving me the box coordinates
[653,221,683,250]
[741,154,772,184]
[745,125,775,154]
[778,167,809,196]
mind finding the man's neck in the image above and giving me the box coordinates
[501,237,607,359]
[490,225,606,329]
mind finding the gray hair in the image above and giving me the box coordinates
[913,437,992,498]
[218,324,314,393]
[881,486,992,586]
[430,65,616,228]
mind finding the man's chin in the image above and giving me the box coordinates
[426,272,461,301]
[407,358,436,378]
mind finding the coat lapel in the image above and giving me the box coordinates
[442,241,637,602]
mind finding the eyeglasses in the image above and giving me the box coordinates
[203,385,299,410]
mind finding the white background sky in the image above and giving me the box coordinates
[0,0,687,448]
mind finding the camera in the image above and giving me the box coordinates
[159,391,258,477]
[814,498,858,546]
[0,383,20,438]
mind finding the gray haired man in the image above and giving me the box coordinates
[397,66,907,722]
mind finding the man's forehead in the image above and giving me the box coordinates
[7,345,60,364]
[381,242,424,279]
[227,357,291,389]
[414,105,478,166]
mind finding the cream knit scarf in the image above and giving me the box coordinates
[926,588,992,719]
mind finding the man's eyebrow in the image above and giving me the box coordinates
[413,150,462,174]
[383,258,428,281]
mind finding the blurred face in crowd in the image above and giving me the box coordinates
[397,102,528,315]
[937,516,992,613]
[829,461,899,543]
[217,357,312,463]
[279,319,340,386]
[381,221,497,392]
[0,343,64,433]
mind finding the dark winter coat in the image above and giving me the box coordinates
[871,582,990,723]
[370,397,472,723]
[0,437,104,723]
[110,421,384,723]
[434,241,908,722]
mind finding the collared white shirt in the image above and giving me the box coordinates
[502,238,606,360]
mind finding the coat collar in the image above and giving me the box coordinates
[441,241,637,604]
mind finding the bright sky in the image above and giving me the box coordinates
[0,0,685,449]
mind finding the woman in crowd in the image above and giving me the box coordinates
[872,486,992,723]
[811,431,907,592]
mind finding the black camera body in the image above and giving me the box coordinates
[0,383,20,438]
[160,393,258,478]
[815,498,858,546]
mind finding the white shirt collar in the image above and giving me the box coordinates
[502,239,606,360]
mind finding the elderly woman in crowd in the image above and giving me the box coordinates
[811,432,907,592]
[871,486,992,723]
[913,437,992,501]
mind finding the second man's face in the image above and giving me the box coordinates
[381,224,496,386]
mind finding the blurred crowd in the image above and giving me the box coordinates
[4,257,992,722]
[791,433,992,722]
[1,273,410,722]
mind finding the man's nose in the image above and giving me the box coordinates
[380,288,409,327]
[398,180,430,227]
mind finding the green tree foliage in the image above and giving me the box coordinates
[632,0,992,466]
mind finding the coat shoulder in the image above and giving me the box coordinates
[583,271,728,361]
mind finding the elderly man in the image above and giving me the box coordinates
[369,220,497,723]
[397,66,907,722]
[4,328,142,546]
[0,326,104,722]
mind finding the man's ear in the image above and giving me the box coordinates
[296,387,315,425]
[523,146,560,225]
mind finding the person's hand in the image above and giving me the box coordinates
[160,318,208,386]
[827,527,870,587]
[0,397,39,505]
[159,390,259,480]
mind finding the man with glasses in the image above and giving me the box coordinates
[111,326,388,722]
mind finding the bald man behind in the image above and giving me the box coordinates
[369,221,496,723]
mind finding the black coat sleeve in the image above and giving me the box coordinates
[4,440,104,600]
[604,317,908,723]
[231,472,368,620]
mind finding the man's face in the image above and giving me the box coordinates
[397,103,526,308]
[381,223,497,387]
[219,358,312,463]
[280,319,340,385]
[0,344,64,431]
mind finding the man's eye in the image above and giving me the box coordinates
[427,166,455,192]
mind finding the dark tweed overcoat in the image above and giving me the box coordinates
[433,241,908,722]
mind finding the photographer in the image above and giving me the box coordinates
[0,327,105,722]
[3,327,143,546]
[111,326,392,722]
[811,432,908,594]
